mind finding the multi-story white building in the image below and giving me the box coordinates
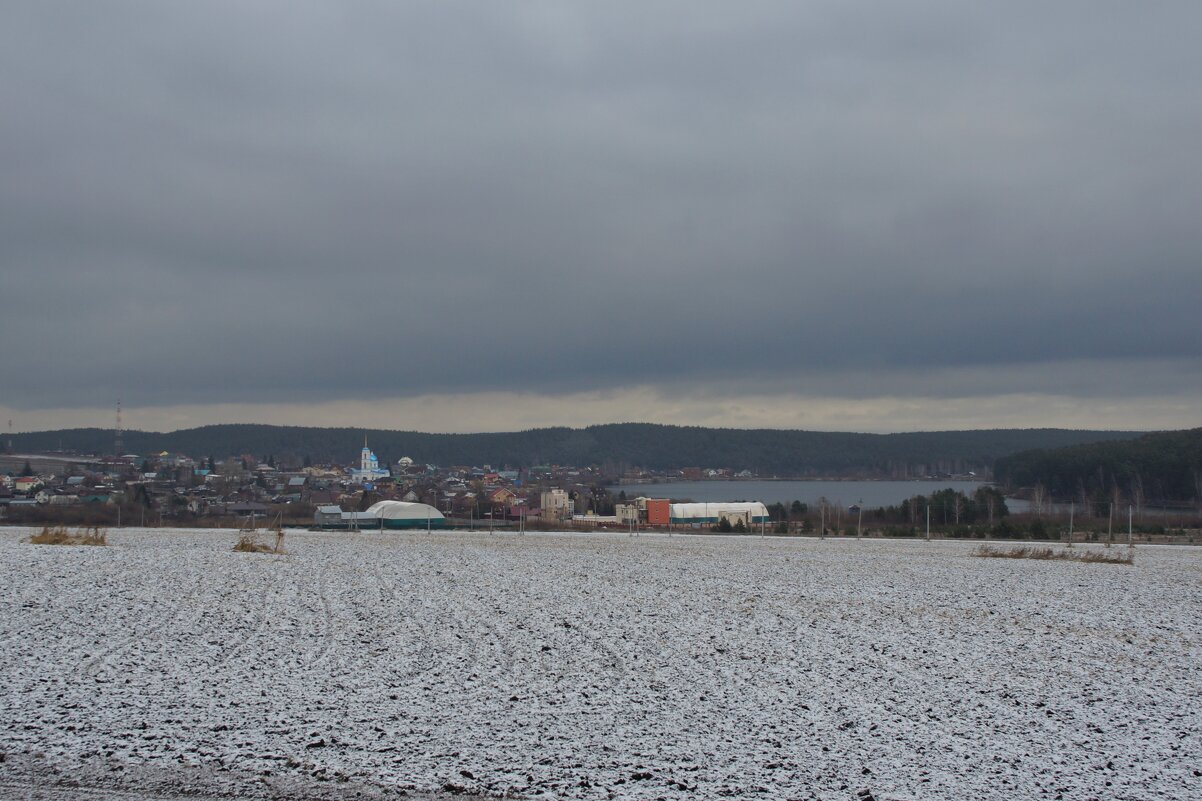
[540,488,574,521]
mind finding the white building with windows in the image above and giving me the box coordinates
[541,488,574,520]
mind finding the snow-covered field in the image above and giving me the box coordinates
[1,527,1199,801]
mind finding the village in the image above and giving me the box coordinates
[0,439,770,532]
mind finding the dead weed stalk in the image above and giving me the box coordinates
[233,527,285,555]
[973,544,1133,565]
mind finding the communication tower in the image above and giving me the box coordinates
[115,399,124,456]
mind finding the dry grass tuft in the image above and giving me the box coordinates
[233,528,285,554]
[28,525,108,546]
[973,544,1133,564]
[1073,549,1135,564]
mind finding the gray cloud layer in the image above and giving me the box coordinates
[4,2,1201,417]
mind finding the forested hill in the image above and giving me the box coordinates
[9,424,1142,477]
[994,428,1202,502]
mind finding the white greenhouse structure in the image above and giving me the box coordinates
[669,502,769,525]
[314,500,446,530]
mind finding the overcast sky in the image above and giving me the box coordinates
[4,2,1201,434]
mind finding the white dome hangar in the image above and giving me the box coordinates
[365,500,445,529]
[315,500,446,530]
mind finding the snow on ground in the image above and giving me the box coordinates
[1,527,1199,801]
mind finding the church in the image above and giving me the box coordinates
[349,438,390,485]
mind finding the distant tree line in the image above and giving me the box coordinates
[995,428,1202,504]
[7,424,1142,478]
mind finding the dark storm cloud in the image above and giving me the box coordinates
[3,1,1201,411]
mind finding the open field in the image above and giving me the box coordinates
[1,528,1199,800]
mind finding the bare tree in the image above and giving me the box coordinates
[1130,473,1145,524]
[1032,484,1047,516]
[1194,467,1202,516]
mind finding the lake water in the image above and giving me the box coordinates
[607,479,993,510]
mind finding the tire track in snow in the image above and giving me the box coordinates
[453,543,523,681]
[0,544,129,671]
[299,567,336,671]
[80,572,208,680]
[465,537,630,685]
[574,614,630,680]
[206,566,282,668]
[456,591,521,681]
[562,557,631,682]
[0,612,69,668]
[408,544,488,682]
[0,571,66,653]
[426,584,483,681]
[367,562,438,686]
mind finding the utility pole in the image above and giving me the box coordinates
[1107,503,1114,547]
[925,505,930,542]
[1128,505,1133,549]
[1067,501,1074,547]
[856,500,863,539]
